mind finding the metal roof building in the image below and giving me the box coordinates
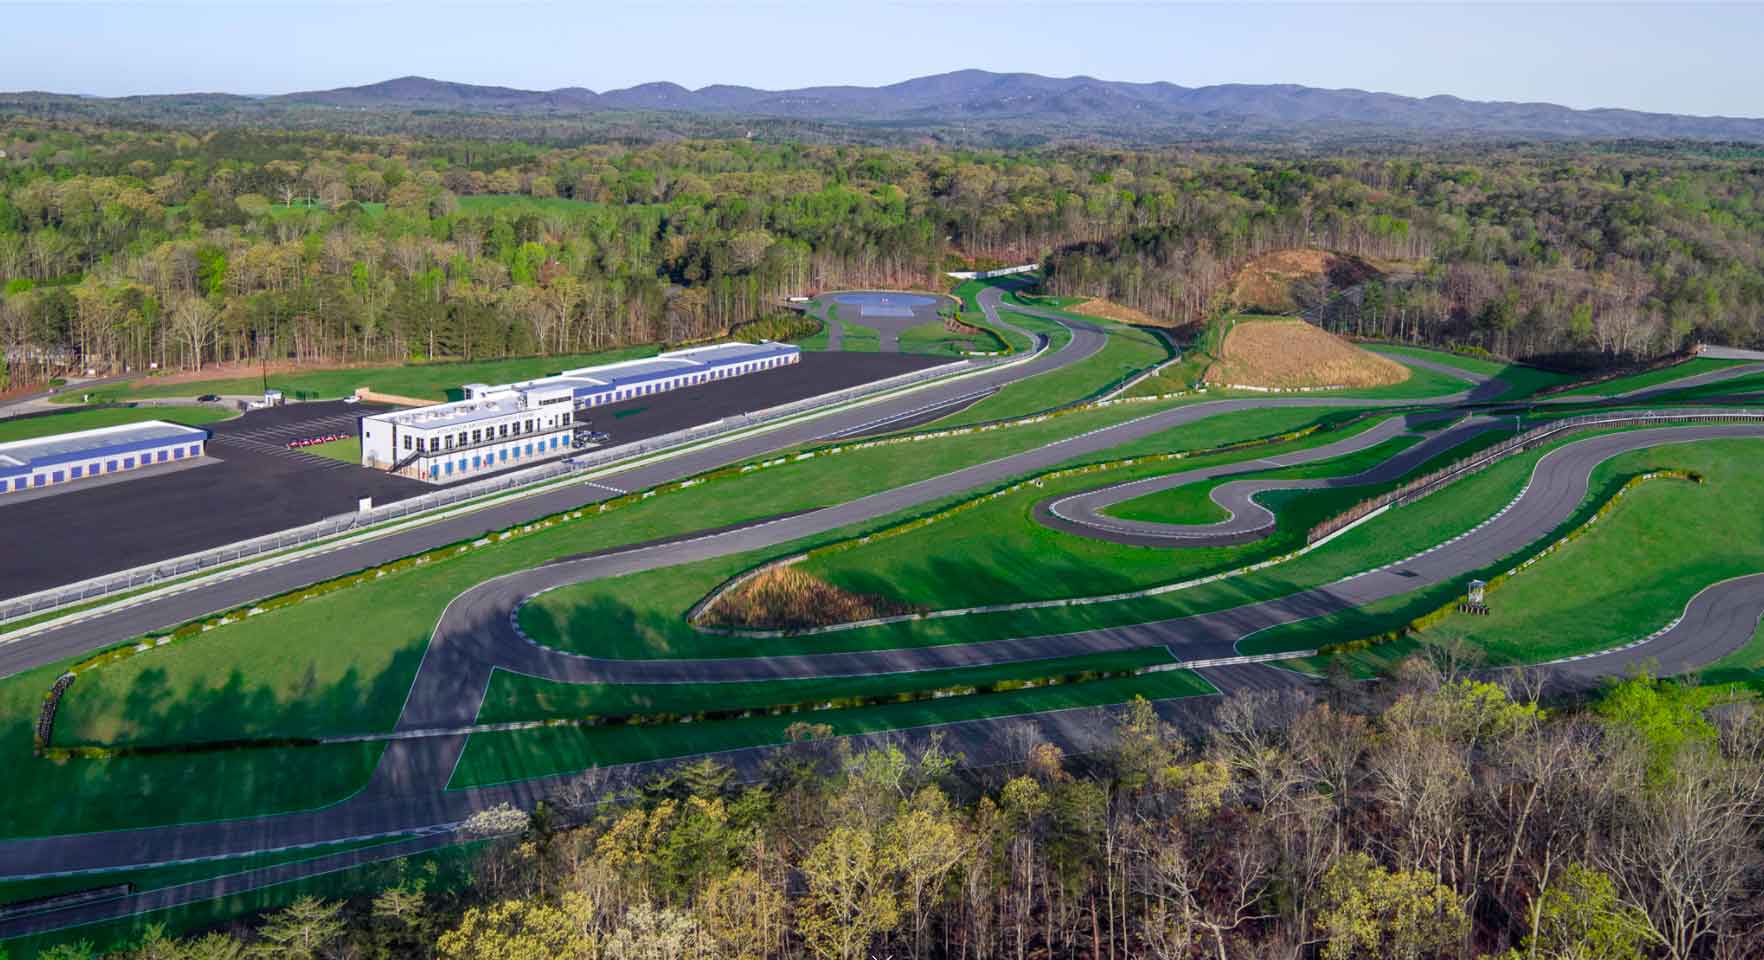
[362,341,800,484]
[0,420,209,495]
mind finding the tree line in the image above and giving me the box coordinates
[2,121,1763,388]
[42,664,1764,960]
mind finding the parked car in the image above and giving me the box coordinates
[342,396,360,405]
[196,394,220,402]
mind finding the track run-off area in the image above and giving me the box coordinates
[4,278,1764,941]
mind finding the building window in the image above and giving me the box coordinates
[561,411,571,424]
[403,436,413,451]
[71,466,83,478]
[499,424,508,438]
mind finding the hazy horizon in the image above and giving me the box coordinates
[2,1,1761,119]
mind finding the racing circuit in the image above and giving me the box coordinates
[3,279,1764,941]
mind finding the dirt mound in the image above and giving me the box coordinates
[1205,318,1409,389]
[1073,298,1176,328]
[697,565,918,631]
[1231,249,1381,315]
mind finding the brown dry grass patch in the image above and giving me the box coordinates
[1205,318,1409,389]
[698,565,919,631]
[1073,298,1176,328]
[1230,248,1381,315]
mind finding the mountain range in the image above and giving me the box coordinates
[12,70,1764,143]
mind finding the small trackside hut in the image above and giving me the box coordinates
[358,341,800,483]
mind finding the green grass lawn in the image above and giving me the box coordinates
[0,406,233,444]
[897,317,1006,356]
[64,345,659,405]
[1364,343,1578,399]
[1123,351,1209,398]
[452,668,1214,789]
[303,436,361,465]
[1548,357,1750,399]
[0,656,382,838]
[792,312,832,351]
[1103,433,1427,524]
[1276,438,1764,674]
[932,310,1168,426]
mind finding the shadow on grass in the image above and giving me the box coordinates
[59,641,428,747]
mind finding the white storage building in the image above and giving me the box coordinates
[0,421,209,496]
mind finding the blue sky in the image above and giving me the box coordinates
[2,1,1758,117]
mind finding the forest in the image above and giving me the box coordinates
[2,120,1763,387]
[52,666,1764,960]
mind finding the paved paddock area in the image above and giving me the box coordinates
[0,401,431,600]
[1,352,953,597]
[826,292,950,352]
[576,350,950,449]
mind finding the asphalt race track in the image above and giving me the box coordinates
[4,292,1764,938]
[1035,413,1504,546]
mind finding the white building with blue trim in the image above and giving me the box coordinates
[359,341,800,483]
[0,421,209,495]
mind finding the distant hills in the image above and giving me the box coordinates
[9,70,1764,144]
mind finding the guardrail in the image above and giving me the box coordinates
[0,359,975,626]
[1307,408,1764,544]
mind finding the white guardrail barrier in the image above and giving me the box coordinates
[0,359,979,625]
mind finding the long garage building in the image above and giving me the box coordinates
[360,341,799,483]
[0,420,209,496]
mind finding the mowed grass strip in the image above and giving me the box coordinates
[1271,438,1764,674]
[0,656,383,839]
[898,317,1005,357]
[67,344,658,405]
[475,647,1177,724]
[1364,343,1577,399]
[303,435,362,464]
[933,311,1166,426]
[0,406,233,443]
[451,668,1215,789]
[0,840,484,960]
[0,836,397,907]
[1549,357,1752,398]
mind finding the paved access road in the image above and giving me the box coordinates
[4,319,1763,937]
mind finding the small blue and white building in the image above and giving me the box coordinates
[360,341,800,483]
[0,420,209,496]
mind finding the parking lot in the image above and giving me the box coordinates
[0,401,430,600]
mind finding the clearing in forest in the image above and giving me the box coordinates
[1205,317,1409,389]
[1230,248,1381,315]
[1070,298,1175,328]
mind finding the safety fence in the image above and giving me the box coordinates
[1306,408,1764,544]
[0,359,973,626]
